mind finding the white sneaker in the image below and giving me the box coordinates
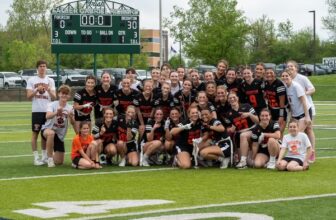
[141,157,150,167]
[266,161,276,169]
[220,157,230,169]
[236,160,247,169]
[34,158,44,166]
[47,158,55,168]
[41,157,48,165]
[118,157,126,167]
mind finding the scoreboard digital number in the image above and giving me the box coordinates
[51,2,140,54]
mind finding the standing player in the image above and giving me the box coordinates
[173,79,197,120]
[215,59,228,85]
[264,68,287,136]
[73,75,96,134]
[42,85,74,167]
[26,60,56,166]
[153,82,175,119]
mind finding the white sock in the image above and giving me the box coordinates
[33,151,39,160]
[42,150,47,159]
[269,156,276,163]
[241,156,247,162]
[143,154,148,160]
[218,156,224,162]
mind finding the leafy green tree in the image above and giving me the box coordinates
[323,0,336,39]
[165,0,249,65]
[7,40,38,70]
[169,55,186,70]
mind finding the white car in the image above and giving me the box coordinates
[0,72,23,89]
[136,69,151,81]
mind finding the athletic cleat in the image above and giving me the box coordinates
[141,157,150,167]
[308,151,316,164]
[236,160,247,169]
[266,161,276,169]
[34,159,44,166]
[220,157,230,169]
[47,158,55,168]
[118,157,126,167]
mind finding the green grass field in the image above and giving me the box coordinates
[0,101,335,220]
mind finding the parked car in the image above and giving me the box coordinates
[18,69,37,87]
[0,72,23,89]
[78,69,115,85]
[136,69,151,81]
[197,65,217,74]
[102,68,126,85]
[316,63,333,74]
[301,64,326,75]
[275,64,287,76]
[46,69,62,85]
[58,69,86,86]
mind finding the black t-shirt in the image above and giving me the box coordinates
[116,115,139,142]
[251,121,280,145]
[225,103,256,132]
[176,119,202,148]
[73,88,96,117]
[92,118,118,144]
[153,93,175,119]
[264,79,287,109]
[240,79,267,110]
[94,84,117,118]
[203,118,229,141]
[144,118,165,142]
[133,93,154,124]
[116,89,139,114]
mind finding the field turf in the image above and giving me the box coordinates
[0,101,335,220]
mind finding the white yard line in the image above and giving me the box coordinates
[0,168,175,181]
[70,193,336,220]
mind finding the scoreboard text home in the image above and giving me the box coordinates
[51,0,140,54]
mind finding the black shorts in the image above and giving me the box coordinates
[282,157,303,166]
[257,144,270,157]
[292,108,313,121]
[127,141,137,153]
[213,137,232,158]
[175,144,193,155]
[72,156,81,168]
[41,129,65,152]
[74,111,91,121]
[270,108,288,121]
[32,112,46,132]
[103,140,117,149]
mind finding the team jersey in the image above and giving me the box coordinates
[285,81,311,117]
[203,118,229,142]
[251,121,280,145]
[196,102,216,114]
[225,103,257,132]
[71,134,94,160]
[26,75,55,112]
[223,79,242,95]
[153,93,175,119]
[173,90,197,119]
[144,118,165,142]
[42,101,73,141]
[240,79,267,111]
[115,89,139,114]
[215,101,231,125]
[133,93,154,124]
[92,118,118,144]
[118,80,142,92]
[73,88,96,118]
[175,119,202,148]
[264,79,287,109]
[94,84,117,119]
[116,115,139,142]
[193,82,206,92]
[281,132,311,162]
[170,82,182,96]
[215,74,226,86]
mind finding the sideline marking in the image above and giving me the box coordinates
[0,168,175,181]
[70,193,336,220]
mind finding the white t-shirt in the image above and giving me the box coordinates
[42,101,73,141]
[118,80,142,91]
[292,74,316,115]
[281,132,311,162]
[285,81,311,117]
[26,75,55,112]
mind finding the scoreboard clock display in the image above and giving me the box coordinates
[51,1,140,54]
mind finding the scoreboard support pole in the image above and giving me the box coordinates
[130,54,133,67]
[56,53,60,90]
[93,53,97,78]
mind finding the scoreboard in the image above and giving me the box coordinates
[51,2,140,54]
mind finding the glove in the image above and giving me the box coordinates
[179,123,192,130]
[164,118,170,130]
[258,133,265,144]
[192,137,203,145]
[83,103,92,108]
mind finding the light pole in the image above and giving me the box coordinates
[309,10,316,75]
[159,0,163,67]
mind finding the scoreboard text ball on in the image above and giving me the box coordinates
[51,0,140,54]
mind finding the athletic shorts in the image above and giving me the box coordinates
[175,144,192,155]
[257,144,270,157]
[32,112,46,132]
[72,156,81,168]
[292,108,313,121]
[127,141,137,153]
[41,129,65,152]
[212,138,232,158]
[74,111,91,122]
[282,157,303,166]
[270,108,288,121]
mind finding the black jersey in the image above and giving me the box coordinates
[203,118,229,142]
[193,82,206,92]
[264,79,287,109]
[197,102,216,113]
[168,120,180,142]
[92,118,118,144]
[116,89,139,114]
[215,101,231,126]
[94,85,117,119]
[133,93,154,124]
[251,121,280,145]
[225,103,256,132]
[176,119,202,148]
[240,79,266,112]
[144,118,165,142]
[173,90,197,119]
[116,115,139,142]
[223,79,242,98]
[215,75,226,86]
[153,93,175,119]
[73,88,96,119]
